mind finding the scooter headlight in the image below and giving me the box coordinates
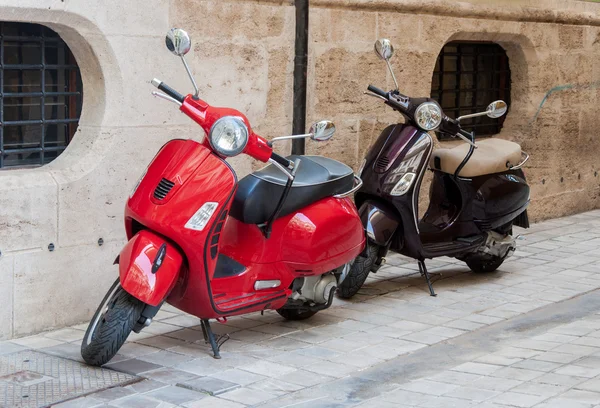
[209,116,249,157]
[414,102,442,131]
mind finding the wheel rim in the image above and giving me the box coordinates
[338,261,354,284]
[85,282,122,346]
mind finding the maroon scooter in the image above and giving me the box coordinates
[338,39,530,298]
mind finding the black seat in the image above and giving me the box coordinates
[230,155,354,224]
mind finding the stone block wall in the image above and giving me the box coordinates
[0,0,599,339]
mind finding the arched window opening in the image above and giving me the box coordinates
[0,22,82,169]
[431,41,510,139]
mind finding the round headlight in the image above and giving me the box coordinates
[414,102,442,131]
[209,116,249,157]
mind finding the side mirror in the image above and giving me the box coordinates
[309,120,335,141]
[486,100,508,118]
[374,39,394,61]
[165,28,191,56]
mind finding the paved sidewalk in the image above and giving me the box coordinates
[2,209,600,407]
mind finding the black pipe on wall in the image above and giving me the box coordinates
[292,0,309,155]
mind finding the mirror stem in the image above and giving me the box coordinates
[181,55,199,98]
[270,133,313,144]
[456,111,489,122]
[386,60,399,90]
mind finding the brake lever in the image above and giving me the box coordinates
[363,91,387,102]
[151,91,182,106]
[454,131,478,148]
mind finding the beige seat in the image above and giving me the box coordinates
[430,138,522,177]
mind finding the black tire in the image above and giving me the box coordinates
[81,279,144,366]
[464,253,506,273]
[336,244,379,299]
[276,308,317,321]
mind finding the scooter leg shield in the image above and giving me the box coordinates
[359,200,400,247]
[118,230,183,306]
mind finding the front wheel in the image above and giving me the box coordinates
[336,244,380,299]
[81,279,144,366]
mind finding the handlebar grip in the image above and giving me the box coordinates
[367,85,387,98]
[271,152,293,168]
[152,78,185,103]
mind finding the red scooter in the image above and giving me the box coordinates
[81,28,364,366]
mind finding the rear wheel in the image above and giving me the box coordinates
[464,222,514,273]
[276,308,317,321]
[336,244,379,299]
[81,279,144,366]
[464,253,507,273]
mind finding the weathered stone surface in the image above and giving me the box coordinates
[0,255,14,340]
[12,241,122,337]
[3,0,600,341]
[0,172,58,253]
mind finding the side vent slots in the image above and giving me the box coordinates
[210,210,228,259]
[375,156,390,172]
[154,178,175,200]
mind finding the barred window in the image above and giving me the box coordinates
[431,41,510,139]
[0,22,83,169]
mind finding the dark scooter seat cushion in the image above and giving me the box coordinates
[230,155,354,225]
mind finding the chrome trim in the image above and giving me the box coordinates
[412,133,433,233]
[267,158,294,180]
[509,151,530,170]
[334,175,363,198]
[152,91,182,106]
[270,133,313,143]
[455,131,478,148]
[151,78,161,88]
[457,110,489,122]
[254,280,281,290]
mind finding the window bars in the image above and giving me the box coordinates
[431,42,511,139]
[0,22,83,168]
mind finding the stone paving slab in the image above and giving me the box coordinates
[1,209,600,407]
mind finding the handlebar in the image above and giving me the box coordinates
[367,85,387,99]
[151,78,185,103]
[271,152,293,168]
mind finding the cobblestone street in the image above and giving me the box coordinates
[2,209,600,408]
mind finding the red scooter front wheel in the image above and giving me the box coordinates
[81,279,144,366]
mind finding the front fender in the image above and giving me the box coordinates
[359,200,401,247]
[119,230,183,306]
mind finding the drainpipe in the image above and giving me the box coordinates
[292,0,309,155]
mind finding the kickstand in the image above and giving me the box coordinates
[418,259,437,297]
[200,319,229,359]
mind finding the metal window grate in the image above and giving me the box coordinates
[0,22,83,168]
[430,41,511,139]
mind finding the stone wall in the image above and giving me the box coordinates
[306,0,600,220]
[0,0,599,339]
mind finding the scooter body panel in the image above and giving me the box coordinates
[358,199,401,246]
[470,169,529,228]
[125,138,364,319]
[119,230,183,307]
[211,196,365,314]
[125,139,238,318]
[357,124,432,256]
[219,196,364,271]
[357,123,529,260]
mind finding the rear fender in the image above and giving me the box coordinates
[119,230,183,306]
[359,200,401,247]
